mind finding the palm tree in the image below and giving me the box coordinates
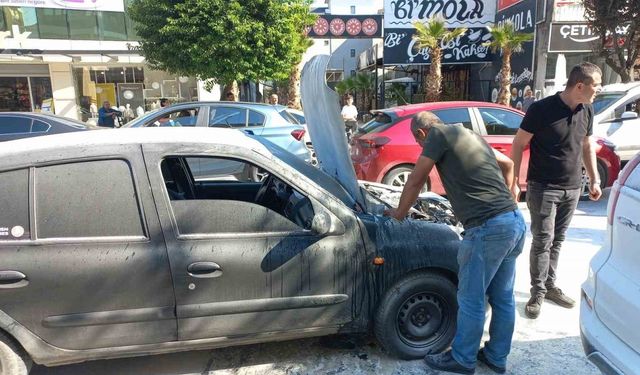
[413,16,467,102]
[484,20,534,106]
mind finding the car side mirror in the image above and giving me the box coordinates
[311,212,331,236]
[621,111,638,120]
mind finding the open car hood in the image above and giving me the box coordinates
[301,55,367,209]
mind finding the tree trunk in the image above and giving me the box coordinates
[628,66,635,82]
[287,63,302,109]
[497,51,512,106]
[222,81,239,101]
[426,47,442,102]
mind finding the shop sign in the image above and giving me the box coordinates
[306,15,382,38]
[498,0,523,12]
[548,23,629,52]
[384,0,497,28]
[383,27,492,65]
[0,0,124,12]
[491,0,536,107]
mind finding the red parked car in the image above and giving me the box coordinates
[351,101,620,198]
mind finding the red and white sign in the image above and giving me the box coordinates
[330,18,346,36]
[498,0,523,11]
[362,18,379,36]
[346,19,362,36]
[313,18,329,36]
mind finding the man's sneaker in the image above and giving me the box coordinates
[424,349,475,374]
[545,287,575,308]
[525,295,544,319]
[477,348,506,374]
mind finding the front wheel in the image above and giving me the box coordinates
[374,272,457,359]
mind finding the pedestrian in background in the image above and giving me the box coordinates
[97,101,122,128]
[387,112,526,374]
[341,94,358,138]
[511,62,603,319]
[522,88,535,112]
[269,93,279,105]
[225,92,237,102]
[160,98,169,108]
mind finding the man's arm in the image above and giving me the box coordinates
[510,128,533,199]
[582,135,602,201]
[492,148,515,191]
[388,156,435,220]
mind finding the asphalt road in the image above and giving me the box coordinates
[33,192,609,375]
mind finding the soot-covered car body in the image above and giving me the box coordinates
[0,55,461,372]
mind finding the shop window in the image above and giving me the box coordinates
[2,7,39,38]
[67,10,99,40]
[99,11,127,41]
[0,77,32,112]
[124,0,139,39]
[0,9,6,31]
[34,8,68,39]
[29,77,53,112]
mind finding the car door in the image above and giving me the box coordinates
[142,143,366,341]
[474,107,530,189]
[0,144,177,350]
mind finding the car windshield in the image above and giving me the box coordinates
[251,136,356,208]
[122,107,164,128]
[357,112,394,135]
[593,92,624,114]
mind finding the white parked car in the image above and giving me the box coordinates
[581,152,640,374]
[593,83,640,162]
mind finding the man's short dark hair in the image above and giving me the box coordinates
[226,92,234,98]
[566,62,602,88]
[411,111,444,133]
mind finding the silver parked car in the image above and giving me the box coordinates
[123,102,311,163]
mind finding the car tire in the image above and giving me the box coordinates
[383,166,430,193]
[0,331,32,375]
[580,162,607,201]
[374,271,457,360]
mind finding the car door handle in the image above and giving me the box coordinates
[494,146,507,153]
[0,271,29,289]
[187,262,223,278]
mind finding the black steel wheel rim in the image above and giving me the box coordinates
[396,291,451,348]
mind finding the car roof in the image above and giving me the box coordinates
[600,82,640,93]
[379,101,523,118]
[165,101,280,110]
[0,127,269,158]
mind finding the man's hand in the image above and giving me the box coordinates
[383,208,405,221]
[510,183,521,202]
[589,182,602,201]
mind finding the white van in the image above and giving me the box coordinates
[593,83,640,162]
[581,152,640,374]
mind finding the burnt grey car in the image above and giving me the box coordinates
[0,127,461,373]
[0,112,93,142]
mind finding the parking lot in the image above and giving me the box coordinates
[33,192,608,375]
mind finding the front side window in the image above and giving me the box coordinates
[0,169,30,241]
[161,156,315,235]
[209,107,247,128]
[478,108,522,135]
[36,160,145,238]
[432,108,473,130]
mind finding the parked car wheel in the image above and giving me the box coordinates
[0,331,32,375]
[383,166,430,193]
[580,162,607,201]
[374,272,457,359]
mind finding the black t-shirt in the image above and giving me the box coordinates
[520,93,593,189]
[421,124,516,229]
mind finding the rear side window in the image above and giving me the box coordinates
[209,107,247,128]
[0,169,30,241]
[431,108,473,130]
[35,160,145,238]
[478,108,522,135]
[32,120,50,133]
[248,110,265,127]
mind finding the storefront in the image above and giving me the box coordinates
[71,65,198,122]
[0,64,53,112]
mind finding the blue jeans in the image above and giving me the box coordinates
[451,210,526,369]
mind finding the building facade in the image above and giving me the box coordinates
[0,1,207,122]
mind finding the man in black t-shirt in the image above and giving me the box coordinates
[511,62,603,319]
[387,112,525,374]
